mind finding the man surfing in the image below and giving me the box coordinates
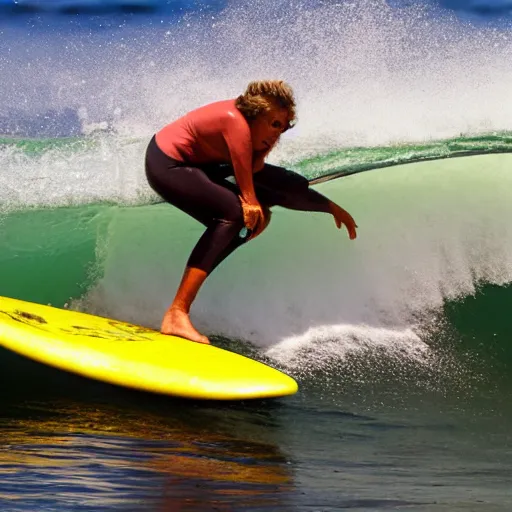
[145,80,357,344]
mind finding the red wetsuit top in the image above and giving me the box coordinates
[155,99,267,204]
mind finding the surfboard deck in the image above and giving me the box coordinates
[0,296,298,400]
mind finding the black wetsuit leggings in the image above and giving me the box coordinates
[145,135,331,274]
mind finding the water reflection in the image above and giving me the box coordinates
[0,398,295,511]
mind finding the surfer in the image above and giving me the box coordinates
[145,80,357,344]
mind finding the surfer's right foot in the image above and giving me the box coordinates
[161,307,210,345]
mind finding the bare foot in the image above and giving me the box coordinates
[161,307,210,345]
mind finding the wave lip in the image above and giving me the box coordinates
[2,132,512,212]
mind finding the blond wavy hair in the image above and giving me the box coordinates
[235,80,297,129]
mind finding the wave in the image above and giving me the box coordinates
[2,0,512,386]
[2,146,512,382]
[2,132,512,211]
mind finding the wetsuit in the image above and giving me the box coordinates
[145,99,331,274]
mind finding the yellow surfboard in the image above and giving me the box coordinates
[0,296,298,400]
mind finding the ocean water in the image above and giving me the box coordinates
[2,1,512,510]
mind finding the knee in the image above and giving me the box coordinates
[223,203,245,228]
[214,215,245,240]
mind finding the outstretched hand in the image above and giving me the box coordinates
[329,202,358,240]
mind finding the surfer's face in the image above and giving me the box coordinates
[250,107,290,152]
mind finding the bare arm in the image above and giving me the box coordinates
[222,113,265,232]
[223,113,257,203]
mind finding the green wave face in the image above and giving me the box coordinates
[2,138,512,385]
[0,204,113,306]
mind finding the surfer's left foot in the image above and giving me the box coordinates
[161,307,210,344]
